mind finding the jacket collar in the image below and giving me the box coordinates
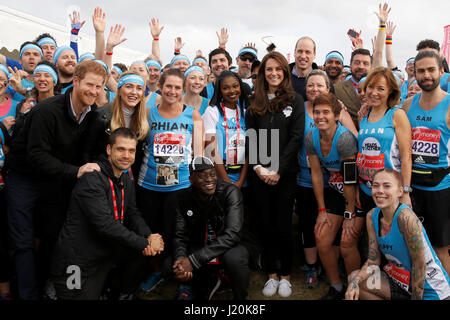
[97,154,123,185]
[64,87,98,123]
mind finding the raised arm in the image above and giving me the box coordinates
[385,21,397,69]
[397,208,426,300]
[92,7,106,61]
[149,18,164,60]
[69,10,85,61]
[372,3,391,68]
[216,27,229,50]
[174,37,184,56]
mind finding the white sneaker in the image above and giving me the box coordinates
[262,278,279,297]
[278,279,292,298]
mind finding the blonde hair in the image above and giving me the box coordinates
[110,71,149,141]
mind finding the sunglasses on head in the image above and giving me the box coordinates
[239,56,256,63]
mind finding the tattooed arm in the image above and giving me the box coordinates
[346,209,382,300]
[397,208,426,300]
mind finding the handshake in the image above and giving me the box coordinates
[142,233,164,256]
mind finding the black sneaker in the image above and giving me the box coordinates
[321,286,345,300]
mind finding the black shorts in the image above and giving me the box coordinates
[325,188,346,216]
[411,187,450,247]
[385,272,411,301]
[359,188,376,215]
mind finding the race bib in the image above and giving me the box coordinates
[383,262,411,292]
[412,128,440,165]
[328,172,344,194]
[153,132,186,164]
[225,133,245,166]
[357,152,385,182]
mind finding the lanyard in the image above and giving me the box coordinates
[108,178,124,223]
[221,103,240,165]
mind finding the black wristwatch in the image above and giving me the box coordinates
[344,211,355,220]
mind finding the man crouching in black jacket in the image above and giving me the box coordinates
[167,156,250,300]
[51,128,164,300]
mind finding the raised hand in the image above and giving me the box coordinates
[386,21,396,37]
[375,2,391,25]
[106,24,127,51]
[70,10,86,31]
[196,49,203,57]
[92,7,106,33]
[216,27,229,48]
[174,37,185,52]
[7,66,24,93]
[244,42,256,49]
[149,18,164,39]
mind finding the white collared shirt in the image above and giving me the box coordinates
[70,94,91,124]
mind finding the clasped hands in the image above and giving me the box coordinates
[142,233,164,256]
[256,166,280,186]
[173,257,193,282]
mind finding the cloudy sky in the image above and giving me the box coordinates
[2,0,449,70]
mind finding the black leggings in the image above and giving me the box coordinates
[251,173,296,276]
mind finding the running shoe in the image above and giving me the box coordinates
[262,278,279,297]
[177,285,194,301]
[278,279,292,298]
[43,279,58,300]
[320,286,345,300]
[139,272,163,292]
[305,268,319,289]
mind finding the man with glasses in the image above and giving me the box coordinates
[236,46,258,87]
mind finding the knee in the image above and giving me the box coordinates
[340,239,358,256]
[222,246,249,270]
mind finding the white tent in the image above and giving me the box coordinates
[0,4,147,66]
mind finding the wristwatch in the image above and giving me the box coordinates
[344,211,355,220]
[403,185,413,193]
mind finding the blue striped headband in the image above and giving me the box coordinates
[19,44,43,60]
[54,46,76,63]
[33,64,58,84]
[170,55,190,66]
[94,60,109,74]
[406,58,415,65]
[192,57,208,65]
[146,60,162,71]
[325,52,344,64]
[0,64,11,80]
[343,66,351,73]
[79,53,95,62]
[117,74,145,89]
[37,37,57,48]
[238,48,257,58]
[184,66,205,78]
[131,61,149,74]
[112,66,123,76]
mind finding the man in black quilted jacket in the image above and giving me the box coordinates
[169,156,250,300]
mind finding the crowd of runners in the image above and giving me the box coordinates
[0,2,449,301]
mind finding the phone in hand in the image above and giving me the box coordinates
[347,29,360,38]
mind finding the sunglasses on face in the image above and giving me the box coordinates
[239,56,256,63]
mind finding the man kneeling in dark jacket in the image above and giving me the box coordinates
[168,156,250,300]
[51,128,164,300]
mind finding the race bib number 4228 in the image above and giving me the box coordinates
[412,128,440,165]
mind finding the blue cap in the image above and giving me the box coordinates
[238,48,257,58]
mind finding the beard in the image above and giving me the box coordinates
[418,77,440,92]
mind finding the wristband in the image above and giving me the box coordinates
[379,24,386,28]
[219,45,226,50]
[153,38,159,41]
[318,208,326,213]
[174,49,180,55]
[106,52,113,56]
[385,36,392,45]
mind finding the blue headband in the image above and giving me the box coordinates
[0,64,11,80]
[94,60,109,74]
[343,67,351,73]
[408,80,418,87]
[238,48,257,58]
[79,53,95,62]
[19,44,43,60]
[184,66,205,78]
[192,57,208,65]
[33,64,58,84]
[37,37,57,48]
[358,76,367,84]
[131,61,149,74]
[112,66,123,76]
[325,52,344,64]
[146,60,162,71]
[170,55,191,66]
[117,74,145,89]
[54,46,76,63]
[406,58,415,65]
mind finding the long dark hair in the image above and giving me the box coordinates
[249,51,296,116]
[210,70,247,117]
